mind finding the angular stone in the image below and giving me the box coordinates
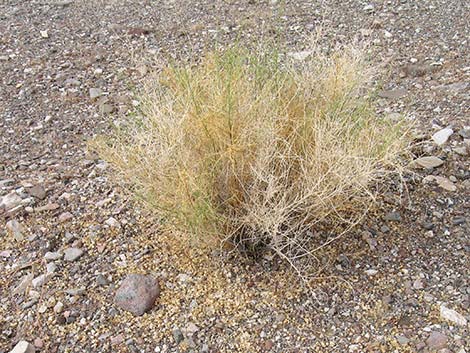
[32,274,49,288]
[413,156,444,169]
[63,247,83,262]
[426,331,447,350]
[114,274,160,316]
[440,305,467,326]
[6,219,24,241]
[1,192,22,210]
[423,176,457,192]
[432,128,453,146]
[44,251,62,261]
[9,341,35,353]
[26,185,46,200]
[105,217,120,228]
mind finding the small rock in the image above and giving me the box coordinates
[184,322,199,336]
[26,185,46,200]
[454,147,468,156]
[1,192,22,210]
[378,88,407,99]
[426,331,447,350]
[58,211,73,223]
[105,217,120,228]
[97,274,108,286]
[287,51,312,61]
[9,341,35,353]
[33,338,44,348]
[172,329,184,344]
[365,269,378,276]
[459,128,470,139]
[384,211,401,222]
[89,87,102,99]
[40,30,48,38]
[363,4,374,12]
[0,250,12,258]
[114,274,160,316]
[423,176,457,192]
[35,203,59,212]
[99,103,115,114]
[44,251,62,261]
[54,301,64,313]
[396,335,410,345]
[32,274,49,288]
[439,305,467,326]
[6,219,24,241]
[413,156,444,169]
[432,128,453,146]
[413,278,424,290]
[46,262,57,274]
[63,247,83,262]
[13,273,34,295]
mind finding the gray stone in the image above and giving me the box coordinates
[32,274,49,288]
[378,88,407,99]
[384,212,401,222]
[413,156,444,169]
[426,331,447,350]
[172,328,184,344]
[63,247,83,262]
[26,185,46,200]
[423,176,457,192]
[9,340,35,353]
[114,274,160,316]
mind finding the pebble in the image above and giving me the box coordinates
[26,185,46,200]
[54,301,64,313]
[97,274,108,286]
[6,219,24,241]
[58,211,73,223]
[32,274,49,288]
[423,176,457,192]
[33,338,44,348]
[114,274,160,316]
[89,87,102,99]
[9,341,35,353]
[365,269,378,276]
[439,305,467,326]
[426,331,447,350]
[413,156,444,169]
[384,211,401,222]
[44,251,62,261]
[378,88,407,99]
[46,262,57,274]
[1,192,22,210]
[63,247,84,262]
[105,217,120,228]
[172,328,184,344]
[432,128,453,146]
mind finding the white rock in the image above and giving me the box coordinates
[44,251,62,261]
[105,217,120,228]
[32,274,49,288]
[40,30,49,38]
[64,247,84,261]
[54,301,64,313]
[440,305,467,326]
[363,4,374,11]
[1,192,22,210]
[6,219,24,241]
[89,87,102,99]
[287,51,312,61]
[432,128,453,146]
[365,269,378,276]
[9,341,35,353]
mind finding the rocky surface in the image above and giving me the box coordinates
[1,0,469,352]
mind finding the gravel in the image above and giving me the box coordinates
[1,0,468,352]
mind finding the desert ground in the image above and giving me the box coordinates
[0,0,469,352]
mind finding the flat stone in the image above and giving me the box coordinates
[378,88,407,99]
[44,251,62,261]
[32,274,49,288]
[6,219,24,241]
[1,192,22,210]
[423,175,457,192]
[426,331,447,350]
[63,247,83,262]
[26,185,46,200]
[432,128,453,146]
[114,274,160,316]
[9,341,35,353]
[413,156,444,169]
[35,203,60,212]
[384,211,401,222]
[440,305,467,326]
[58,211,73,223]
[89,87,102,99]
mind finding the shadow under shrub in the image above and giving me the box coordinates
[94,44,410,270]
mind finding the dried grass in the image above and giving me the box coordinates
[93,43,410,271]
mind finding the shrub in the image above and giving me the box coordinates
[94,44,410,268]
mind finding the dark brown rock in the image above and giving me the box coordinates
[114,274,160,316]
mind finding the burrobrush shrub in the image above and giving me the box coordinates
[94,44,410,268]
